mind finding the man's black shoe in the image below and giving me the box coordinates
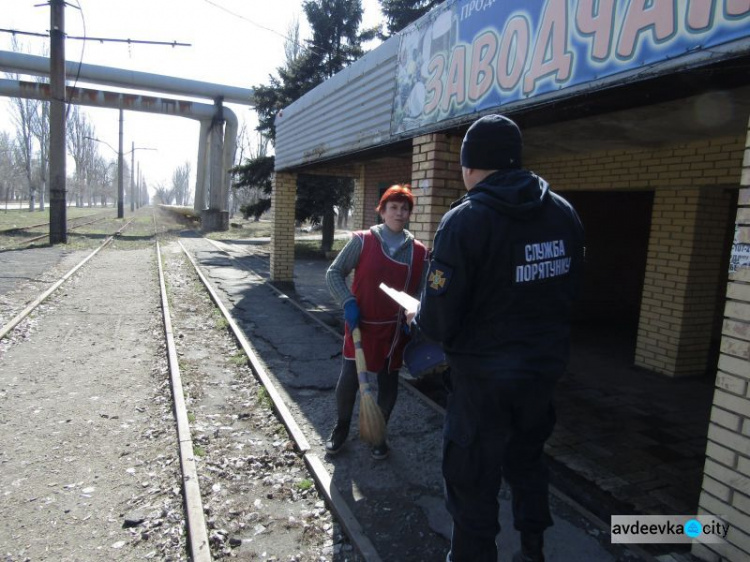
[512,531,545,562]
[325,421,350,455]
[371,441,389,460]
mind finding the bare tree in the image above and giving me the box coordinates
[171,161,191,206]
[66,106,97,207]
[0,131,21,210]
[88,154,116,206]
[29,45,51,211]
[30,81,50,211]
[30,101,50,211]
[153,182,173,205]
[140,175,150,207]
[234,119,250,166]
[6,38,40,211]
[232,132,271,220]
[10,97,38,210]
[229,118,252,217]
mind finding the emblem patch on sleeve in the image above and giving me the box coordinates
[426,262,452,295]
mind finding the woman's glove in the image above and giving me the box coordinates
[343,300,360,330]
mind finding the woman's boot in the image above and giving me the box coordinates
[325,419,351,455]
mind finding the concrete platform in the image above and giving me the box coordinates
[1,236,710,561]
[282,237,712,562]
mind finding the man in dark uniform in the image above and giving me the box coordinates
[407,114,584,562]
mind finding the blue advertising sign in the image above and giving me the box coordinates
[391,0,750,134]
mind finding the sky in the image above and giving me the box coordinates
[1,0,384,197]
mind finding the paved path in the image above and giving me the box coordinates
[186,235,644,562]
[290,248,712,520]
[0,247,78,297]
[0,239,663,560]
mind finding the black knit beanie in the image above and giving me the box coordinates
[460,114,523,170]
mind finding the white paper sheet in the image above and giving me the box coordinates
[379,283,419,314]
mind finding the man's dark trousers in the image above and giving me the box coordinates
[443,371,557,561]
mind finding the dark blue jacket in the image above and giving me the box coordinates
[415,169,584,379]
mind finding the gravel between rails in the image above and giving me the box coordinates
[0,239,359,561]
[0,247,186,561]
[161,241,361,561]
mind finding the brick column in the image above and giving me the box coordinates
[270,171,297,285]
[410,133,463,247]
[635,188,734,376]
[692,119,750,562]
[351,164,367,230]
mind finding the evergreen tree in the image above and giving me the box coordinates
[231,154,274,220]
[303,0,375,79]
[253,1,374,145]
[236,2,374,251]
[296,174,354,242]
[296,0,375,250]
[379,0,440,36]
[252,52,324,145]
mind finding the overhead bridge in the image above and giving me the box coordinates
[0,50,255,231]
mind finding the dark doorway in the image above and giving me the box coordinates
[563,190,654,331]
[547,189,720,538]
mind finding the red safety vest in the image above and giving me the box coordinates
[343,230,427,372]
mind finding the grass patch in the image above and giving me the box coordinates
[213,309,229,330]
[257,387,273,409]
[228,352,247,366]
[294,237,347,259]
[0,206,112,229]
[188,413,196,423]
[193,445,206,457]
[207,218,272,240]
[296,479,314,491]
[0,206,196,251]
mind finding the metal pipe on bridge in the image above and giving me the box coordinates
[0,79,237,225]
[0,48,244,230]
[0,50,254,106]
[0,79,222,122]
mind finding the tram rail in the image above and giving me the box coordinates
[176,239,379,561]
[0,212,372,561]
[0,212,113,249]
[0,208,654,561]
[0,212,105,235]
[0,217,135,340]
[184,233,658,562]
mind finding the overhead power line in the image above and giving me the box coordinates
[201,0,293,42]
[0,28,191,47]
[200,0,323,56]
[0,28,48,39]
[67,35,191,47]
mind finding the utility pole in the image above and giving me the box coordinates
[117,109,124,218]
[130,141,135,212]
[49,0,67,243]
[129,145,155,210]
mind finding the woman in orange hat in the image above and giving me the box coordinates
[325,184,428,459]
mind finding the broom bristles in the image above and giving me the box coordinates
[359,389,386,445]
[352,327,387,445]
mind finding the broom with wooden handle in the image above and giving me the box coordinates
[352,326,387,445]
